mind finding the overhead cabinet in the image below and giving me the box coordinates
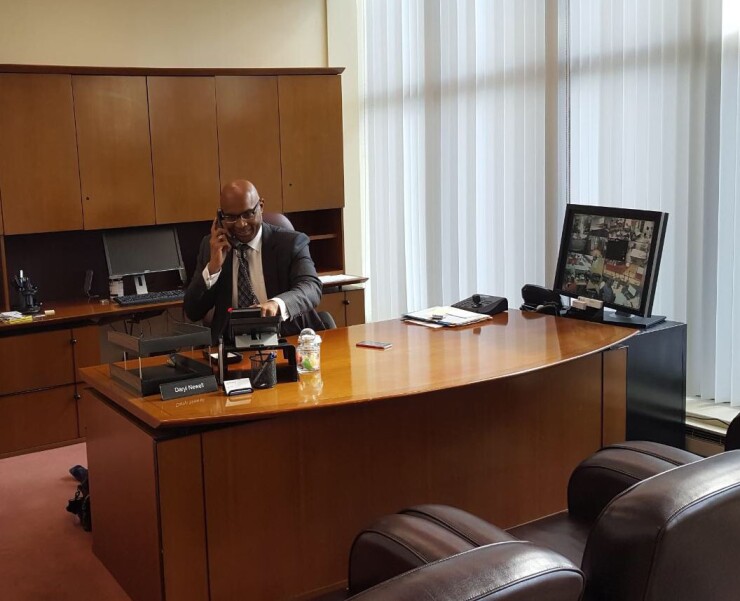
[0,74,83,234]
[148,76,221,224]
[216,76,284,211]
[278,75,345,212]
[73,76,155,229]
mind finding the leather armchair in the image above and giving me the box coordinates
[347,542,584,601]
[349,447,740,601]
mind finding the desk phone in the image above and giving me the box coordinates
[452,294,508,316]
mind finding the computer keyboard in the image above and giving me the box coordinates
[114,289,185,306]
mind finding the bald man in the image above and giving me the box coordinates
[184,180,323,342]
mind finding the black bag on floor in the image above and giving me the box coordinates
[66,465,92,531]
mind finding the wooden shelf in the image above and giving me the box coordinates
[309,233,338,241]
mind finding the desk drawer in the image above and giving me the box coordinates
[0,384,79,454]
[0,329,76,395]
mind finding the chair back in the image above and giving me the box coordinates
[263,211,295,231]
[582,450,740,601]
[725,412,740,451]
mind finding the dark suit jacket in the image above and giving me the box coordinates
[184,223,323,342]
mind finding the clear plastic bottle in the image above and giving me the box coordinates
[296,328,322,373]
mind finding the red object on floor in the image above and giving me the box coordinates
[0,443,131,601]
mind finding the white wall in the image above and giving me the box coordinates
[0,0,327,67]
[326,0,363,277]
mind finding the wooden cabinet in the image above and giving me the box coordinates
[216,76,283,211]
[317,287,365,327]
[624,321,687,448]
[0,385,80,455]
[0,324,100,455]
[288,209,344,274]
[0,74,82,234]
[148,77,220,224]
[73,76,155,229]
[0,329,76,395]
[278,75,345,212]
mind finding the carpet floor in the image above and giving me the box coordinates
[0,443,131,601]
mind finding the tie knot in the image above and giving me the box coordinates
[238,245,250,260]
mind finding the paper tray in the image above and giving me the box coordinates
[110,354,213,396]
[107,323,212,356]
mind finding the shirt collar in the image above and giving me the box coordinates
[233,225,263,254]
[249,225,263,252]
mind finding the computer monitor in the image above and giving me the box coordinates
[103,226,186,294]
[553,204,669,328]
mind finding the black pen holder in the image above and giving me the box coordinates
[12,286,42,314]
[250,352,277,389]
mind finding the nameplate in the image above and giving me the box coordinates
[160,375,218,401]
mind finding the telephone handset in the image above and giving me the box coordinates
[520,284,562,314]
[216,210,240,249]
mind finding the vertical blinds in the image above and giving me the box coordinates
[362,0,548,320]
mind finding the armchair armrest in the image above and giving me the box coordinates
[348,542,584,601]
[568,441,701,522]
[349,506,516,594]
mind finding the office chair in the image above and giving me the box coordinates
[348,448,740,601]
[262,211,295,231]
[263,212,338,332]
[317,310,337,330]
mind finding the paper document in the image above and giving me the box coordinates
[402,306,491,327]
[319,274,366,286]
[0,311,32,324]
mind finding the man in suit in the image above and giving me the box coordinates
[184,179,323,342]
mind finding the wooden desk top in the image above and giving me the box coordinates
[0,297,182,334]
[80,311,635,430]
[0,278,363,335]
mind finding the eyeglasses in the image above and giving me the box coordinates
[220,201,263,224]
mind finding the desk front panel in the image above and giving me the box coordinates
[201,353,604,600]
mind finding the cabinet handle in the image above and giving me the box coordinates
[74,393,82,401]
[71,338,77,345]
[342,299,350,305]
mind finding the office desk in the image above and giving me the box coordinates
[80,312,632,601]
[0,297,182,336]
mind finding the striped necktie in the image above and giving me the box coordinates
[236,246,259,308]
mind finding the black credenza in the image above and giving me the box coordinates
[621,320,687,449]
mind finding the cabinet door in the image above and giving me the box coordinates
[0,74,82,234]
[0,384,80,455]
[0,329,76,395]
[278,75,344,211]
[216,76,283,211]
[73,76,155,229]
[317,291,348,328]
[148,77,220,223]
[316,288,366,328]
[344,288,366,326]
[72,325,101,374]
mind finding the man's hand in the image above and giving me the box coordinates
[252,300,281,317]
[208,218,231,275]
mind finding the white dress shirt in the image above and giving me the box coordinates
[201,225,289,319]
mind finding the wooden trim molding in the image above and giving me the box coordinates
[0,65,345,76]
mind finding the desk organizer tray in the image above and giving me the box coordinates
[110,354,213,396]
[107,323,212,356]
